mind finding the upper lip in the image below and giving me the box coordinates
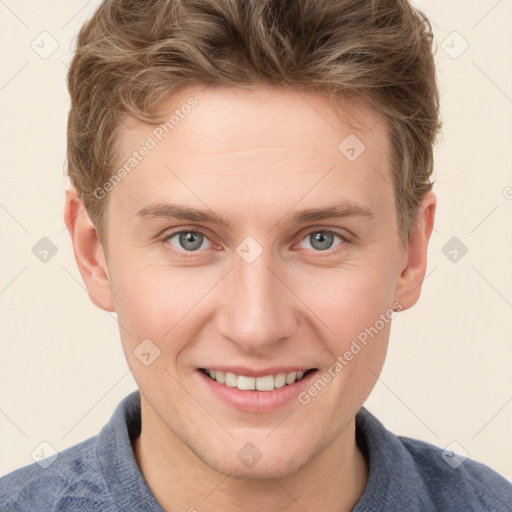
[199,366,317,378]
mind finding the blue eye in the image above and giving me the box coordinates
[299,231,345,251]
[162,228,347,257]
[164,230,211,252]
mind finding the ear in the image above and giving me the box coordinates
[393,191,436,311]
[63,186,115,312]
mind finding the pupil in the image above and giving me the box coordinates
[180,232,203,251]
[312,231,333,251]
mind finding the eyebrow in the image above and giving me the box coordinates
[135,200,374,230]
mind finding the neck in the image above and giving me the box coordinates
[132,398,369,512]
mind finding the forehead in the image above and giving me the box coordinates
[110,85,393,224]
[119,84,386,159]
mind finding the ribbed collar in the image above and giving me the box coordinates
[97,390,434,511]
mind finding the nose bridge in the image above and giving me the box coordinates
[218,245,296,351]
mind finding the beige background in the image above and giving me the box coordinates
[1,0,511,480]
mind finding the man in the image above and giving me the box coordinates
[1,0,511,510]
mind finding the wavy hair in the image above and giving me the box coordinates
[66,0,442,246]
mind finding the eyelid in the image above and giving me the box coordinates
[292,227,349,253]
[296,226,351,242]
[162,227,218,256]
[161,226,351,257]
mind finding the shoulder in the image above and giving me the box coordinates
[354,407,512,511]
[0,436,118,512]
[399,434,512,511]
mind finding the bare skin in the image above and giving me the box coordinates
[64,85,435,511]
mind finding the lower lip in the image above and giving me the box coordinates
[196,369,318,413]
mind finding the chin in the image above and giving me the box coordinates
[200,445,312,481]
[212,461,302,481]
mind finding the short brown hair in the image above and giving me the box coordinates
[66,0,442,247]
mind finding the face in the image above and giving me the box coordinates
[75,85,428,479]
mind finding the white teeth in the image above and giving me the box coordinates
[274,373,286,388]
[224,372,237,387]
[204,369,311,391]
[285,371,297,385]
[237,375,256,390]
[256,375,274,391]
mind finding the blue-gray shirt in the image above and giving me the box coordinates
[1,390,511,511]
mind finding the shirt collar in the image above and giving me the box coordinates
[97,390,433,510]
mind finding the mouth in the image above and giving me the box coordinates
[199,367,317,392]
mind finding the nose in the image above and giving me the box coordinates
[215,246,298,354]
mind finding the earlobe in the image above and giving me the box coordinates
[63,186,115,312]
[393,191,436,311]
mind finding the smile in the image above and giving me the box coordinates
[199,368,316,391]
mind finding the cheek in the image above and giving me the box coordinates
[299,273,392,417]
[110,242,398,364]
[299,265,393,393]
[305,264,395,339]
[111,264,214,350]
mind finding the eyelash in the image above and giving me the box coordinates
[161,227,350,258]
